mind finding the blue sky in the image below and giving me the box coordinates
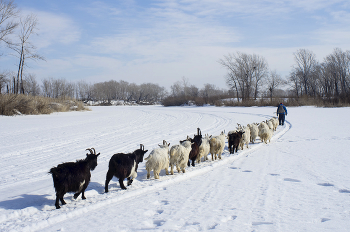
[1,0,350,90]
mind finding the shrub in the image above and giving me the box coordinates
[0,94,88,116]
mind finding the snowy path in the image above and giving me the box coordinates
[0,106,350,231]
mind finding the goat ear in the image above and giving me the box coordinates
[96,153,100,157]
[144,150,148,153]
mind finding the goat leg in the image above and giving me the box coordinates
[74,192,81,199]
[127,177,133,186]
[170,165,174,175]
[119,178,127,190]
[105,171,114,193]
[55,196,61,209]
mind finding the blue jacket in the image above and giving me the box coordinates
[277,104,287,115]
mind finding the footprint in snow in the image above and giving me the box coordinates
[284,178,301,182]
[157,209,164,214]
[242,170,252,173]
[269,173,280,176]
[339,189,350,193]
[221,215,237,223]
[153,219,166,227]
[252,222,273,226]
[321,218,331,222]
[161,200,170,205]
[317,183,334,187]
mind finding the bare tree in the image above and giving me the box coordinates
[10,14,44,94]
[76,80,92,101]
[323,48,350,98]
[292,49,318,96]
[0,0,18,48]
[23,73,40,96]
[170,81,183,97]
[267,70,285,101]
[219,52,268,101]
[251,54,269,99]
[0,70,9,93]
[199,83,226,104]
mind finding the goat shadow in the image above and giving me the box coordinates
[86,181,105,194]
[0,194,51,210]
[0,182,106,210]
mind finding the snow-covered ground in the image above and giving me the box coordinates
[0,106,349,232]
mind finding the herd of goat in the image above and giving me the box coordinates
[49,117,279,209]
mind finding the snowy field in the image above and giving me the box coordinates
[0,106,350,232]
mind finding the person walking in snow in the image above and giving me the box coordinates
[277,103,287,126]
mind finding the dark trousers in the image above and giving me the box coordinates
[278,114,285,125]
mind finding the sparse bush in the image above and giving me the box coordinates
[162,96,188,106]
[0,94,88,116]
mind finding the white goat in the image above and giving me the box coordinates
[248,123,259,144]
[260,127,273,144]
[209,131,225,160]
[258,122,273,144]
[197,134,211,163]
[239,126,250,150]
[145,141,170,179]
[266,119,274,131]
[169,140,192,175]
[269,117,278,131]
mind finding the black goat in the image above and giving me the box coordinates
[188,129,202,167]
[228,131,244,154]
[105,144,148,192]
[49,148,100,209]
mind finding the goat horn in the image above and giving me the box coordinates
[86,148,93,154]
[91,148,96,155]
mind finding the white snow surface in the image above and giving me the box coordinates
[0,106,350,231]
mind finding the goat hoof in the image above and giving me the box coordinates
[55,205,61,209]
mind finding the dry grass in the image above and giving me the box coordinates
[0,94,89,116]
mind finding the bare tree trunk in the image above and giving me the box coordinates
[15,44,23,94]
[13,76,15,94]
[20,54,25,94]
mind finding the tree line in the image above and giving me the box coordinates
[219,48,350,104]
[0,75,169,104]
[289,48,350,103]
